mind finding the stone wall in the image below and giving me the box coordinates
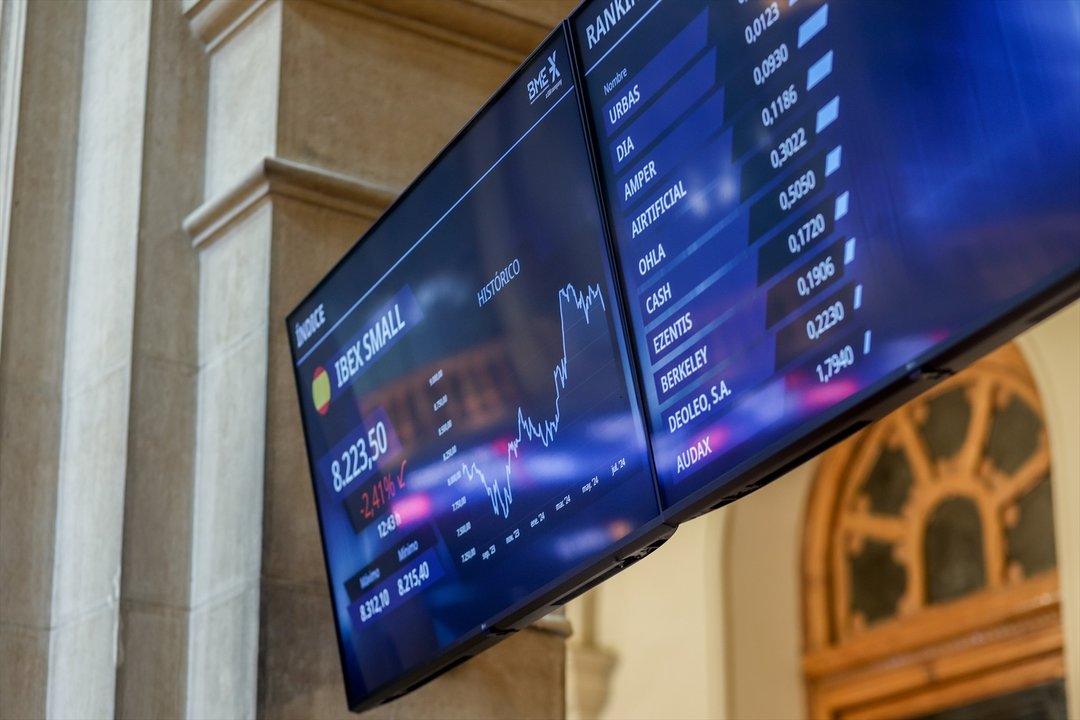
[0,1,576,717]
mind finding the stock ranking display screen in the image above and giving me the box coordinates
[286,31,657,709]
[572,0,1080,510]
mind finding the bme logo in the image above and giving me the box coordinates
[527,51,562,104]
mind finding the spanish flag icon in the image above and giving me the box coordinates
[312,367,331,415]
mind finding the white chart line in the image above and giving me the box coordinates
[464,283,607,518]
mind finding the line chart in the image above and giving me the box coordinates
[464,282,608,518]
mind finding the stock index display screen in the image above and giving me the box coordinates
[287,30,659,711]
[572,0,1080,512]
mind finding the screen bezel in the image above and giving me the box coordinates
[284,23,675,713]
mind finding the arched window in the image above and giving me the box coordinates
[803,344,1066,719]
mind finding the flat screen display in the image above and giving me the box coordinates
[571,0,1080,512]
[286,30,660,710]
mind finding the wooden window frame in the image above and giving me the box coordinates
[802,345,1064,719]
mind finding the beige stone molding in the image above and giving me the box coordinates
[567,642,617,720]
[349,0,559,61]
[532,613,574,638]
[183,0,270,52]
[183,156,396,248]
[184,0,557,61]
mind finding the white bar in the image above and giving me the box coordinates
[807,50,834,90]
[798,4,829,48]
[790,0,799,6]
[825,145,842,176]
[834,190,849,220]
[854,284,863,310]
[844,237,856,264]
[863,330,872,355]
[816,95,840,133]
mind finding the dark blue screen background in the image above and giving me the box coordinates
[572,0,1080,510]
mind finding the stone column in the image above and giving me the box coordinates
[566,593,618,720]
[0,1,151,717]
[113,1,208,717]
[0,4,85,716]
[180,0,574,717]
[1019,304,1080,720]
